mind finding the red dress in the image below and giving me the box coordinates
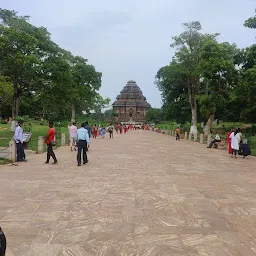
[227,132,232,154]
[92,127,98,137]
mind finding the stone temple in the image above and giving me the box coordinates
[112,80,151,123]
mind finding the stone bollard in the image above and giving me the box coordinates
[184,132,188,140]
[38,136,44,154]
[9,139,16,162]
[207,134,212,146]
[61,133,66,146]
[167,130,170,135]
[172,130,175,136]
[194,133,198,142]
[200,134,204,144]
[189,133,192,141]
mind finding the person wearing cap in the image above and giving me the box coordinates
[45,121,58,164]
[14,120,26,162]
[0,226,6,256]
[76,123,90,166]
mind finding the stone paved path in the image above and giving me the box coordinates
[1,131,256,256]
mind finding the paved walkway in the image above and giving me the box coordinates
[1,131,256,256]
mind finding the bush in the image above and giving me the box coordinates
[15,115,31,122]
[0,120,8,124]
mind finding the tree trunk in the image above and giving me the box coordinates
[204,113,215,137]
[188,82,198,135]
[12,78,20,119]
[71,102,76,122]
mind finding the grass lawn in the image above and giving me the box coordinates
[0,157,12,165]
[0,123,69,152]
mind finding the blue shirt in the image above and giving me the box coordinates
[14,125,23,143]
[76,127,90,144]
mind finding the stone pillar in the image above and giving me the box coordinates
[194,133,198,142]
[189,133,192,141]
[9,139,16,162]
[172,130,175,136]
[167,130,170,135]
[207,134,212,146]
[38,136,44,154]
[184,132,188,140]
[200,134,204,144]
[61,133,66,146]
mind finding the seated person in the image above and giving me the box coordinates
[238,141,251,158]
[207,132,221,148]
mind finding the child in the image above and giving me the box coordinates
[101,126,106,138]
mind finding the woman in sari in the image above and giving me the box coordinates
[227,129,233,154]
[92,124,98,139]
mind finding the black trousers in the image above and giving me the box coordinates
[16,142,25,161]
[176,133,180,140]
[0,230,6,256]
[208,139,221,148]
[109,131,113,138]
[77,140,88,165]
[46,143,57,163]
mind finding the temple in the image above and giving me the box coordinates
[112,80,151,123]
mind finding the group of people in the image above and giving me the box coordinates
[207,128,251,158]
[92,124,114,139]
[228,128,251,158]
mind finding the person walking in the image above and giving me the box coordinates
[175,127,181,141]
[14,120,26,162]
[100,125,106,139]
[45,121,58,164]
[92,124,98,139]
[76,123,90,166]
[108,124,114,138]
[229,129,239,158]
[227,129,233,154]
[0,227,6,256]
[68,122,77,151]
[84,121,92,138]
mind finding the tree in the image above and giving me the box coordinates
[170,22,218,134]
[0,76,13,118]
[198,40,237,136]
[244,10,256,29]
[145,108,164,123]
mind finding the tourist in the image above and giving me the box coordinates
[124,125,128,134]
[238,140,251,158]
[45,121,58,164]
[68,122,77,151]
[236,128,243,146]
[92,124,98,139]
[100,125,106,138]
[108,124,114,138]
[115,124,119,133]
[207,131,221,148]
[227,129,233,154]
[119,125,123,134]
[14,120,26,162]
[175,127,181,141]
[229,129,239,158]
[0,227,6,256]
[76,123,90,166]
[84,121,92,138]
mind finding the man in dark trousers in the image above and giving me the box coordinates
[45,121,58,164]
[84,121,92,138]
[0,227,6,256]
[14,120,26,161]
[76,123,91,166]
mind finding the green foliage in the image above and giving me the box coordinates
[0,8,105,122]
[244,9,256,29]
[145,108,164,124]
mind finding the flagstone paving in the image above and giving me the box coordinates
[0,130,256,256]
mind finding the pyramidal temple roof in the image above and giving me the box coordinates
[112,80,151,108]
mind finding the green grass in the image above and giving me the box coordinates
[0,157,12,165]
[0,123,69,152]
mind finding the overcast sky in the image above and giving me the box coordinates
[1,0,255,107]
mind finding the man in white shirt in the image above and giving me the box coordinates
[207,132,221,148]
[68,122,77,151]
[14,120,26,161]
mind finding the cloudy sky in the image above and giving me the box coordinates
[1,0,255,107]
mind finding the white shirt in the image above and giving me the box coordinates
[229,132,239,150]
[215,134,220,140]
[14,125,23,143]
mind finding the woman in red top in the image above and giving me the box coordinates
[124,125,128,134]
[92,124,98,139]
[227,129,233,154]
